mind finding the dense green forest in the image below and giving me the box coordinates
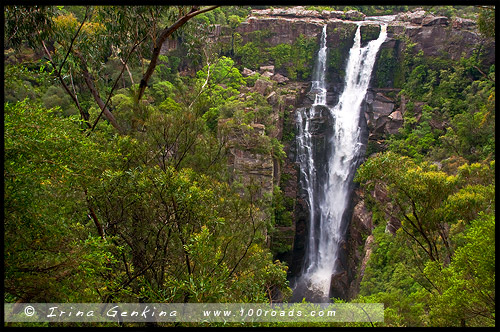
[3,5,495,327]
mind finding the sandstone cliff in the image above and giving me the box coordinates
[161,7,494,301]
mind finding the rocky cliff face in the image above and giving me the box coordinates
[252,8,493,301]
[241,8,492,301]
[236,6,364,47]
[219,65,307,244]
[163,7,494,301]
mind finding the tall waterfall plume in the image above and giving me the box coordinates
[293,23,387,302]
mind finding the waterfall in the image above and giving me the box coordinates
[293,23,387,302]
[312,25,328,106]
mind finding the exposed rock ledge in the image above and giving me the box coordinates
[395,9,448,26]
[251,6,366,21]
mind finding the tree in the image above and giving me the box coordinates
[357,152,452,265]
[4,5,55,49]
[4,100,120,303]
[354,152,495,326]
[424,213,495,327]
[86,151,289,303]
[4,5,219,134]
[4,97,291,306]
[356,152,494,265]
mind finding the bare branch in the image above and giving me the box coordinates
[75,50,124,134]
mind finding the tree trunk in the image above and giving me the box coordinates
[75,52,124,134]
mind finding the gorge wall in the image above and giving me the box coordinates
[237,8,493,301]
[162,7,494,301]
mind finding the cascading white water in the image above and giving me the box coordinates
[312,25,328,106]
[295,25,328,273]
[294,23,387,302]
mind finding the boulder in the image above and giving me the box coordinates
[272,73,289,85]
[371,99,394,120]
[422,15,448,26]
[260,65,275,74]
[452,17,476,30]
[373,116,390,134]
[429,116,447,130]
[242,67,256,77]
[388,110,403,121]
[413,102,425,122]
[386,110,404,134]
[397,9,427,25]
[344,10,366,21]
[266,91,278,105]
[320,10,331,19]
[323,10,350,20]
[253,78,273,96]
[365,92,395,136]
[395,9,451,27]
[386,119,403,135]
[261,71,273,78]
[251,123,266,135]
